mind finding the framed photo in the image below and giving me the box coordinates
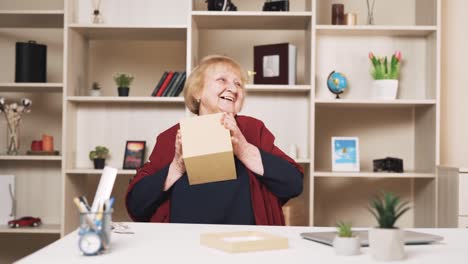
[123,141,146,169]
[253,43,296,85]
[331,137,360,172]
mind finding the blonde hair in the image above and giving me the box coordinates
[184,55,247,115]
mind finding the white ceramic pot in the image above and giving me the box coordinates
[369,227,405,261]
[332,236,361,256]
[89,89,101,97]
[372,79,398,100]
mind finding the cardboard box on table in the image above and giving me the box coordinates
[200,231,289,253]
[179,113,236,185]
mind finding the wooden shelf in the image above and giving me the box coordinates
[0,155,61,161]
[192,11,312,30]
[0,224,61,234]
[68,24,186,40]
[314,171,435,178]
[66,169,136,175]
[316,25,437,37]
[0,83,63,93]
[315,99,436,108]
[67,96,185,104]
[245,84,311,93]
[0,10,64,28]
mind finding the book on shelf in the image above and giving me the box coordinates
[162,72,180,97]
[151,71,168,96]
[155,71,175,97]
[168,72,186,97]
[151,71,187,97]
[253,42,296,85]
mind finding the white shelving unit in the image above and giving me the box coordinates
[0,1,64,262]
[0,1,441,261]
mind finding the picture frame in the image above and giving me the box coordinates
[253,42,296,85]
[123,141,146,170]
[331,137,360,172]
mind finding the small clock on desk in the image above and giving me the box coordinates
[78,231,102,256]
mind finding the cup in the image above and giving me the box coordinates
[78,211,112,255]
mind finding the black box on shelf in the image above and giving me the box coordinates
[373,157,404,173]
[15,40,47,83]
[263,0,289,11]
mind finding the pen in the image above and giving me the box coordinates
[107,197,115,213]
[79,196,91,211]
[73,197,97,230]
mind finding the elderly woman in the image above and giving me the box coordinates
[126,55,303,225]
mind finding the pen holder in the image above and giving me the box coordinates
[78,211,112,256]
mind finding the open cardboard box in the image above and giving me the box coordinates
[200,231,289,253]
[179,113,237,185]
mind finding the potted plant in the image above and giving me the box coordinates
[368,51,402,100]
[113,73,134,97]
[89,146,109,169]
[89,82,101,97]
[332,221,360,256]
[368,191,411,261]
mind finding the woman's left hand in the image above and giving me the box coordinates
[221,113,264,175]
[221,113,249,158]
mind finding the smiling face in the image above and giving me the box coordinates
[197,63,245,115]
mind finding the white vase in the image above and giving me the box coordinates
[372,79,398,100]
[89,89,101,97]
[369,227,405,261]
[333,236,361,256]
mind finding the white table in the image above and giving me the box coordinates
[16,223,468,264]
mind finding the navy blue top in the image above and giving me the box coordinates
[126,150,303,224]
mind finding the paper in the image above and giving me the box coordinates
[91,167,117,212]
[0,175,15,224]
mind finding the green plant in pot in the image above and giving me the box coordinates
[368,191,411,261]
[89,146,109,169]
[113,73,134,97]
[368,51,402,100]
[332,221,360,256]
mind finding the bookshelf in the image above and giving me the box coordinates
[0,0,441,261]
[0,0,64,262]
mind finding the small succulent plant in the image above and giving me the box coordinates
[336,221,353,238]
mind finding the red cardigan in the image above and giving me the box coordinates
[125,115,303,225]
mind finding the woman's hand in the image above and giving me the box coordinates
[221,113,264,175]
[165,129,186,190]
[221,113,249,157]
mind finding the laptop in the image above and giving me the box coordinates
[300,230,443,247]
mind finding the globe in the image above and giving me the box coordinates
[327,71,348,99]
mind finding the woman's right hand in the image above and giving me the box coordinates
[164,129,186,190]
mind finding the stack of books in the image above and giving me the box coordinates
[151,71,186,97]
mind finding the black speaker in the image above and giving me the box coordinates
[15,40,47,83]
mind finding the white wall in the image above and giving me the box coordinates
[441,0,468,168]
